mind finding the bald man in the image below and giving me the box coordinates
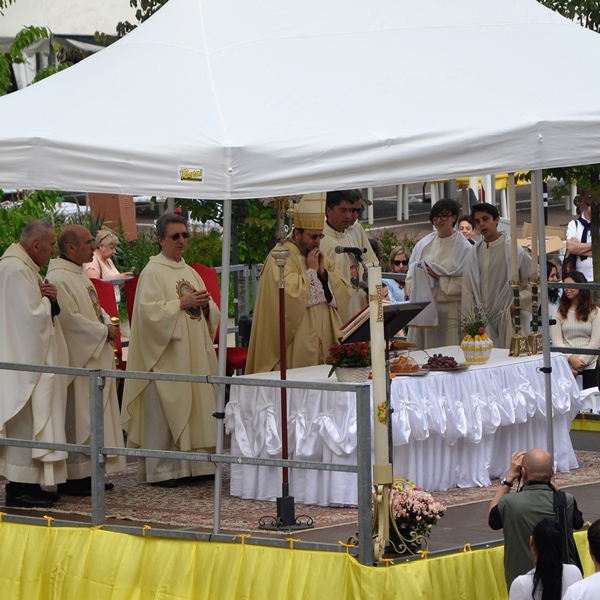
[46,225,125,495]
[488,448,583,588]
[0,220,68,508]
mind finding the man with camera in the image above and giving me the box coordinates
[488,448,584,588]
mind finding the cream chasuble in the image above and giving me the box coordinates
[122,254,220,482]
[0,243,68,486]
[321,221,371,322]
[246,239,350,375]
[462,233,532,348]
[47,257,126,478]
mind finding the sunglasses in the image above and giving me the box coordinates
[165,232,190,241]
[393,259,409,266]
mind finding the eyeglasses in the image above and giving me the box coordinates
[432,214,452,221]
[393,259,409,266]
[307,233,325,240]
[98,231,116,243]
[165,232,190,241]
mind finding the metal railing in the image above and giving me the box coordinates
[0,361,374,565]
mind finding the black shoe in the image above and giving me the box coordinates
[38,488,61,502]
[6,482,60,503]
[57,478,114,496]
[6,494,53,508]
[150,479,179,488]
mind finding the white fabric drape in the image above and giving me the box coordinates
[225,348,581,506]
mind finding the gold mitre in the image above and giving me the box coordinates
[293,193,326,230]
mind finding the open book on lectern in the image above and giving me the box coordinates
[338,301,430,344]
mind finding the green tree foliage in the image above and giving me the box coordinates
[116,0,169,36]
[0,191,60,255]
[0,25,50,95]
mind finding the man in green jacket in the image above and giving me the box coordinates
[488,448,584,589]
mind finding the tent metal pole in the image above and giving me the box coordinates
[533,170,554,460]
[213,199,232,533]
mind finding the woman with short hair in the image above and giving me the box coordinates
[84,229,134,302]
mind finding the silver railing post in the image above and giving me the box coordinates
[89,369,106,526]
[356,384,374,566]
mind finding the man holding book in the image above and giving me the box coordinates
[246,194,351,374]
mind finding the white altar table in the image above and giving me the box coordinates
[224,347,581,506]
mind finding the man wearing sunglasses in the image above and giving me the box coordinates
[47,225,126,496]
[122,213,220,488]
[320,190,378,323]
[246,194,350,375]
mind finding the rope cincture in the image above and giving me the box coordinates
[233,534,251,545]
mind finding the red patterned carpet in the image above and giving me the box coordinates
[1,451,598,532]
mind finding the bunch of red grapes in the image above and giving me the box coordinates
[422,354,458,369]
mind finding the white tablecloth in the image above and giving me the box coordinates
[224,347,581,506]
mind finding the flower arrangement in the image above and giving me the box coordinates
[326,342,371,377]
[460,304,492,341]
[389,479,445,539]
[458,305,495,364]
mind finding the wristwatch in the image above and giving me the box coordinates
[501,478,514,488]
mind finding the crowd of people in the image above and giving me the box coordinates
[0,192,598,594]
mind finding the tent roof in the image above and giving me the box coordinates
[1,0,600,199]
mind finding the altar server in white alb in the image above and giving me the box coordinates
[47,225,126,496]
[122,213,220,487]
[0,220,68,508]
[406,199,472,349]
[462,203,532,349]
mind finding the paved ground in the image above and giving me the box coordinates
[277,429,600,554]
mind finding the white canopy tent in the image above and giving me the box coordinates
[1,0,600,198]
[0,0,596,529]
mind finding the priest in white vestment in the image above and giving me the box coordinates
[246,194,351,375]
[122,213,220,487]
[462,204,532,349]
[47,225,126,496]
[0,220,68,508]
[320,190,378,323]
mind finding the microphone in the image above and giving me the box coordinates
[335,246,367,258]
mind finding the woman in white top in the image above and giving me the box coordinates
[551,270,600,390]
[405,199,472,349]
[509,517,582,600]
[83,229,134,303]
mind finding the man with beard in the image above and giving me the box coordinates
[246,193,350,374]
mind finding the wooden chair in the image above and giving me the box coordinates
[90,278,125,371]
[189,263,249,376]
